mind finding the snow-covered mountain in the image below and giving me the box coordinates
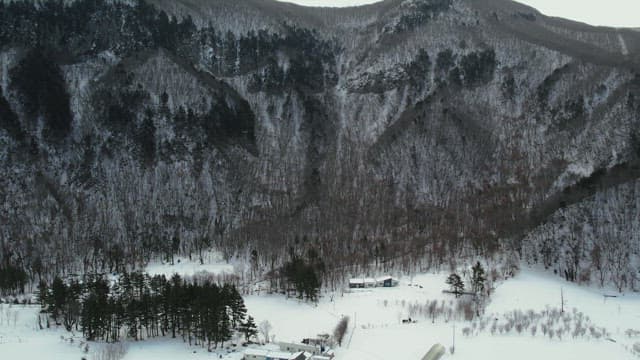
[0,0,639,289]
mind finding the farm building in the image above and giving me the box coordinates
[243,348,306,360]
[244,341,333,360]
[349,278,377,289]
[301,337,325,346]
[278,341,320,355]
[349,276,398,288]
[348,278,377,288]
[376,276,399,287]
[348,278,365,288]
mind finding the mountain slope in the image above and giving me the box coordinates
[0,0,638,290]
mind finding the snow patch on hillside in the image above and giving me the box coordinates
[618,33,630,56]
[145,251,235,277]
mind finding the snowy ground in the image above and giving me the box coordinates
[1,267,639,359]
[145,250,235,278]
[0,303,245,360]
[244,268,640,359]
[0,304,87,360]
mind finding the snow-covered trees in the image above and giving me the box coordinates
[523,179,640,292]
[0,0,639,295]
[258,320,272,343]
[239,315,258,342]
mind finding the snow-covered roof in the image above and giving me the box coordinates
[244,348,303,360]
[244,348,269,356]
[351,276,393,283]
[278,341,317,352]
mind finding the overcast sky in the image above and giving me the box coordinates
[277,0,640,28]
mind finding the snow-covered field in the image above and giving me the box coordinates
[145,251,235,278]
[1,267,639,359]
[0,305,87,360]
[244,268,640,360]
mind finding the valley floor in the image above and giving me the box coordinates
[1,266,639,359]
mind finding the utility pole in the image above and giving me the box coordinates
[560,287,565,313]
[452,323,456,354]
[346,312,356,348]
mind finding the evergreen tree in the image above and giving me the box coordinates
[302,265,320,301]
[446,273,464,297]
[81,277,110,340]
[137,108,156,167]
[471,261,486,294]
[37,280,49,307]
[9,47,72,140]
[63,280,82,331]
[49,276,67,324]
[283,256,321,301]
[224,284,247,328]
[239,315,258,342]
[37,271,249,348]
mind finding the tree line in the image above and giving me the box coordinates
[37,272,256,350]
[0,263,28,295]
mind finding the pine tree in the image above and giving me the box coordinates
[471,262,486,294]
[225,284,247,328]
[446,273,464,297]
[333,316,350,346]
[49,276,67,324]
[137,108,156,167]
[239,315,258,342]
[63,280,82,332]
[303,265,320,302]
[37,280,49,307]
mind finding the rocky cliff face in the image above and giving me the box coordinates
[0,0,638,288]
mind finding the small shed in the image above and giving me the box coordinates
[350,276,398,288]
[348,278,365,288]
[348,278,377,288]
[243,349,306,360]
[376,276,399,287]
[364,278,377,288]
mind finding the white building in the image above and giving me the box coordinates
[349,276,398,288]
[278,342,319,354]
[243,348,306,360]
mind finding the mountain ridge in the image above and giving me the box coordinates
[0,0,638,291]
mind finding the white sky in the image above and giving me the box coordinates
[277,0,640,28]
